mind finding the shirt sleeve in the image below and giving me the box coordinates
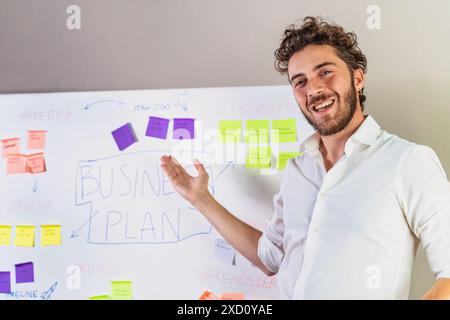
[257,160,290,274]
[397,145,450,279]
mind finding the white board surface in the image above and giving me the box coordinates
[0,85,313,300]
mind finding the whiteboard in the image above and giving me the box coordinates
[0,85,313,300]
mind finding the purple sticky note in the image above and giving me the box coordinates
[173,118,195,140]
[146,116,170,139]
[0,272,11,293]
[111,123,137,151]
[15,262,34,283]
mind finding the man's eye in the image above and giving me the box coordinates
[295,79,306,87]
[321,70,332,77]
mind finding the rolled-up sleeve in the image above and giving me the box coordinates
[257,162,291,274]
[397,145,450,279]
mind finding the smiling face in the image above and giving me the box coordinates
[288,44,364,136]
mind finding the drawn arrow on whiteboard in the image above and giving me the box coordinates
[84,99,125,110]
[215,161,235,179]
[70,210,101,238]
[32,178,38,193]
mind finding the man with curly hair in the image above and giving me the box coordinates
[160,16,450,299]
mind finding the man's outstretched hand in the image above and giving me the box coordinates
[160,155,210,206]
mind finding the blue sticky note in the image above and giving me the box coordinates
[15,262,34,283]
[111,123,137,151]
[146,116,170,139]
[0,272,11,293]
[173,118,195,140]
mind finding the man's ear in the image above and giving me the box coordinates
[353,68,365,92]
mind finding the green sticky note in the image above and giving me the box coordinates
[272,119,297,143]
[277,152,303,170]
[89,295,111,300]
[245,120,269,144]
[111,281,133,300]
[218,120,242,143]
[246,147,272,168]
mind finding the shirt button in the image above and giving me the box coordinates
[312,225,319,232]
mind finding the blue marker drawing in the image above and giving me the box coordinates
[73,150,236,245]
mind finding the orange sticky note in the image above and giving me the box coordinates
[26,153,46,174]
[2,138,20,158]
[27,130,47,149]
[220,293,245,300]
[6,154,27,174]
[199,290,220,300]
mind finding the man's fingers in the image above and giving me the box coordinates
[193,158,207,176]
[161,155,188,180]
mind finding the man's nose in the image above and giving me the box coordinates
[306,76,325,98]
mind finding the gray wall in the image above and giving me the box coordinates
[1,0,449,299]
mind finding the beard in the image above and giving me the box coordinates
[300,78,358,136]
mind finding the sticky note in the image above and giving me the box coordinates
[111,123,137,151]
[245,120,269,144]
[0,226,12,246]
[214,238,236,265]
[26,152,46,174]
[218,120,242,143]
[111,281,133,300]
[89,295,111,300]
[146,116,170,139]
[199,290,220,300]
[246,147,271,169]
[1,138,20,158]
[277,152,303,170]
[14,225,35,247]
[173,118,195,140]
[15,262,34,283]
[6,154,27,174]
[41,225,62,246]
[272,119,297,143]
[0,272,11,293]
[220,293,245,300]
[27,130,47,149]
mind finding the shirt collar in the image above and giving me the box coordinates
[300,115,381,156]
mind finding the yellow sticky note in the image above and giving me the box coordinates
[111,281,133,300]
[277,152,303,170]
[14,226,35,247]
[272,119,297,143]
[0,226,12,246]
[41,225,62,246]
[245,120,269,144]
[89,295,111,300]
[246,147,271,168]
[218,120,242,143]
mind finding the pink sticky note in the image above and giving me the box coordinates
[6,154,27,174]
[26,153,46,174]
[1,138,20,158]
[27,130,47,149]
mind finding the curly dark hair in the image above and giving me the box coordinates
[274,16,368,110]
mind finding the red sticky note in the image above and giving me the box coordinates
[27,130,47,149]
[26,153,46,174]
[199,290,220,300]
[220,293,245,300]
[6,154,27,174]
[1,138,20,158]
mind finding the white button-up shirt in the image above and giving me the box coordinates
[258,115,450,299]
